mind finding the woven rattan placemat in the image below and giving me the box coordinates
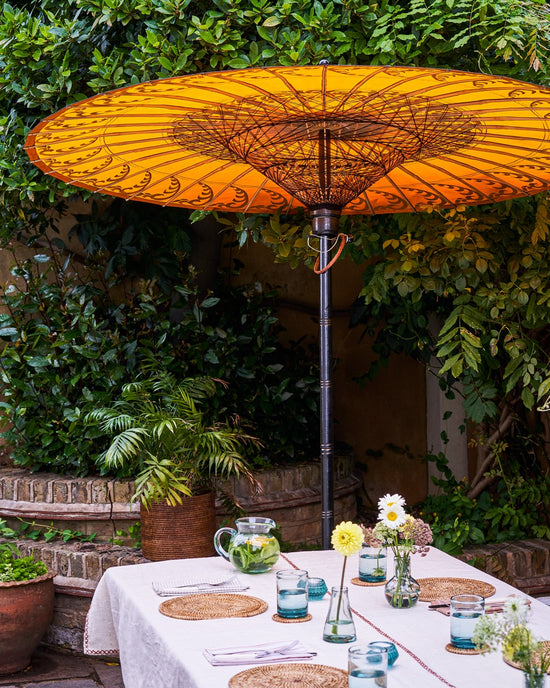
[159,593,268,620]
[351,577,385,587]
[272,613,312,623]
[228,663,347,688]
[418,577,496,602]
[503,640,550,673]
[445,643,481,655]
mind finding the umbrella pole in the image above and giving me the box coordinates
[311,207,341,549]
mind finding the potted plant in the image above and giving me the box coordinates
[0,543,55,675]
[86,373,258,560]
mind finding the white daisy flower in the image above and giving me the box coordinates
[502,597,531,625]
[378,493,406,512]
[380,504,407,529]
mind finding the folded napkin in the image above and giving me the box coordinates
[204,640,317,666]
[428,595,531,616]
[152,574,249,597]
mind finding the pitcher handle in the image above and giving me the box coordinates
[213,527,236,561]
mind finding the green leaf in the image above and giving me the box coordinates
[27,356,50,367]
[262,16,282,27]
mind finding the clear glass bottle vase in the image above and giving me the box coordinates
[384,551,420,608]
[323,586,356,643]
[524,672,547,688]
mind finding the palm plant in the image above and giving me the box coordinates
[86,373,257,508]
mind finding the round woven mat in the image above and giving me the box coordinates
[445,643,481,655]
[418,577,496,602]
[159,593,268,620]
[351,576,385,587]
[503,640,550,674]
[228,663,347,688]
[272,613,312,623]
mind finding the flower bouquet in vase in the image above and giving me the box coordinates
[473,597,550,688]
[365,494,433,609]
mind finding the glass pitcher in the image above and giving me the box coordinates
[213,517,280,574]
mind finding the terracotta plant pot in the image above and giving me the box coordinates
[140,491,216,561]
[0,571,55,675]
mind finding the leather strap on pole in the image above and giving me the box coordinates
[313,233,352,274]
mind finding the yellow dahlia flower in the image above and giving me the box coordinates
[331,521,363,557]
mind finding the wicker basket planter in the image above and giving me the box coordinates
[140,491,216,561]
[0,571,55,675]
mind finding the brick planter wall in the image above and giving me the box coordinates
[0,468,139,543]
[215,455,361,545]
[0,456,361,547]
[460,539,550,596]
[0,458,361,653]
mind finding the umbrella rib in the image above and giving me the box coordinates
[355,190,376,215]
[330,66,392,115]
[211,67,313,114]
[243,177,271,213]
[401,159,495,204]
[443,149,550,189]
[382,175,419,212]
[198,166,267,211]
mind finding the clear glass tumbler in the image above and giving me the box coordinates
[348,644,388,688]
[450,594,485,649]
[276,569,308,618]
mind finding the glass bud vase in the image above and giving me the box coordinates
[384,551,420,608]
[323,586,356,643]
[524,672,546,688]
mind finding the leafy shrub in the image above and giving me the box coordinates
[419,451,550,556]
[0,251,318,475]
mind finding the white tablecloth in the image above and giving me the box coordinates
[84,547,550,688]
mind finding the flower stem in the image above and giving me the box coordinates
[331,556,347,635]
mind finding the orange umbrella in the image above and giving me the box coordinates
[25,64,550,547]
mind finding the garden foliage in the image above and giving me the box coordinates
[0,251,318,474]
[420,451,550,555]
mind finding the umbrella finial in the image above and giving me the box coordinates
[319,59,330,65]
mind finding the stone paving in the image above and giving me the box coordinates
[0,648,124,688]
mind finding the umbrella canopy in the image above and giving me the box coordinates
[25,64,550,548]
[25,64,550,215]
